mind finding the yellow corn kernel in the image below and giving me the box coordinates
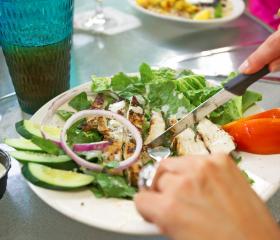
[174,0,185,11]
[136,0,150,8]
[193,9,212,20]
[150,0,161,6]
[186,5,199,13]
[160,0,169,9]
[167,0,176,6]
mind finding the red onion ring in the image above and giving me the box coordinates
[73,141,110,152]
[61,110,143,171]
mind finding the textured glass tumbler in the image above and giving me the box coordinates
[0,0,74,114]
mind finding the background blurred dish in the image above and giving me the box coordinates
[129,0,245,27]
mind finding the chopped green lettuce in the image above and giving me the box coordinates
[151,67,177,83]
[66,119,102,145]
[139,62,154,83]
[56,110,73,121]
[69,92,91,111]
[148,81,193,115]
[111,73,138,91]
[90,173,136,199]
[176,74,206,92]
[214,2,223,18]
[242,90,262,112]
[91,76,111,93]
[210,96,243,125]
[90,63,262,125]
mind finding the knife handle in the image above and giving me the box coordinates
[224,65,270,96]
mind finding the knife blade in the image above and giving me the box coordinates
[146,65,270,148]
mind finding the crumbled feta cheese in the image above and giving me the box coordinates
[108,101,126,113]
[176,107,188,119]
[130,106,144,114]
[161,105,170,114]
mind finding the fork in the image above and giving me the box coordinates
[138,146,171,189]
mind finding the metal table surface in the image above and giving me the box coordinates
[1,1,280,239]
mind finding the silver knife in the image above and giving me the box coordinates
[146,65,270,148]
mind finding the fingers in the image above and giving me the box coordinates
[150,156,198,189]
[239,30,280,74]
[270,58,280,72]
[134,191,164,223]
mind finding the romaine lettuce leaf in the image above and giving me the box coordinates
[242,90,262,112]
[148,81,193,116]
[111,73,138,91]
[151,67,177,82]
[56,110,73,121]
[91,76,111,93]
[139,63,153,83]
[66,119,102,145]
[90,173,136,199]
[69,92,91,111]
[185,87,221,107]
[176,74,207,92]
[210,96,243,125]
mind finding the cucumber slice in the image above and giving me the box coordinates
[24,120,42,137]
[5,138,42,151]
[16,120,61,140]
[10,150,77,170]
[10,151,71,163]
[22,163,94,190]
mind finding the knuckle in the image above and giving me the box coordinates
[178,176,194,190]
[199,157,217,174]
[161,197,177,215]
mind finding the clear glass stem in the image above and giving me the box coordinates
[84,0,106,30]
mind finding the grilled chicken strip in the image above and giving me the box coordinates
[144,111,166,145]
[91,93,105,109]
[124,97,150,186]
[102,101,128,162]
[174,128,209,155]
[197,118,236,154]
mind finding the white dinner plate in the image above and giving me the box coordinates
[129,0,245,27]
[27,80,280,235]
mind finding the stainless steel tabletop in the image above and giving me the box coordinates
[0,1,280,239]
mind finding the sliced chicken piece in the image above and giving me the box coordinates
[102,141,123,162]
[124,97,147,186]
[197,118,236,154]
[91,93,105,109]
[108,100,126,116]
[127,96,144,131]
[144,111,166,145]
[174,128,209,155]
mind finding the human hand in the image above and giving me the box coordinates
[239,28,280,74]
[135,154,280,240]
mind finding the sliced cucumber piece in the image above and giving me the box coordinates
[10,151,71,163]
[5,138,42,151]
[41,125,61,139]
[16,120,61,140]
[22,163,94,190]
[10,150,77,170]
[24,120,42,137]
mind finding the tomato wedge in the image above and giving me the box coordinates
[223,118,280,154]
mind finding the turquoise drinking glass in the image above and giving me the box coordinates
[0,0,74,114]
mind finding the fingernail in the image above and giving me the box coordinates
[239,60,249,73]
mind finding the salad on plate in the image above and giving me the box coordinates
[136,0,233,20]
[6,63,278,200]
